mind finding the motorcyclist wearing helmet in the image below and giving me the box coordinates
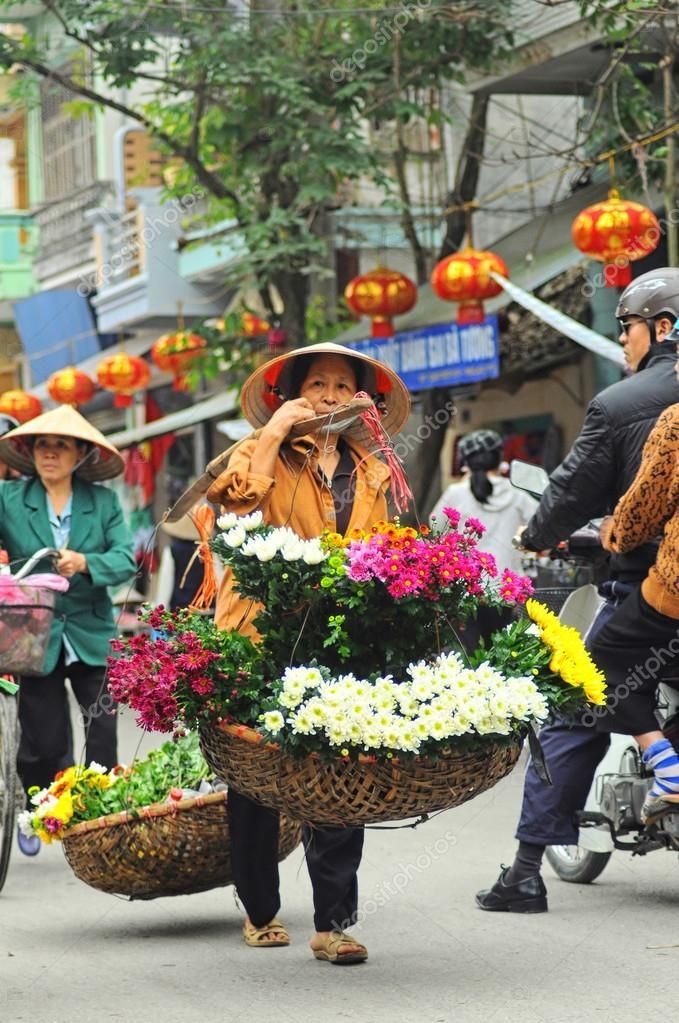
[0,414,21,480]
[476,266,679,914]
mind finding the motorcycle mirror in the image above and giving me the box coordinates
[509,459,549,500]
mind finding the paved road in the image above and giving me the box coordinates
[2,704,679,1023]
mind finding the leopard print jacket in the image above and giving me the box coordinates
[601,404,679,618]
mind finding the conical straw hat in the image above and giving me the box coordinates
[0,404,125,481]
[239,341,411,450]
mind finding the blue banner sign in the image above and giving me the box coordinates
[348,316,500,392]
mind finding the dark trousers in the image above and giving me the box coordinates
[228,789,364,931]
[588,585,679,734]
[516,594,622,847]
[17,655,117,795]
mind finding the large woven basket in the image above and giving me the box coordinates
[61,790,302,899]
[199,724,522,826]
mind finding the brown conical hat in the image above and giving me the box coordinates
[239,341,411,449]
[0,404,124,481]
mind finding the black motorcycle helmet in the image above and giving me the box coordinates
[616,267,679,346]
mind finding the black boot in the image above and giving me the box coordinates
[476,865,547,913]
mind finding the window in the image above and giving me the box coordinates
[40,65,96,200]
[0,111,27,210]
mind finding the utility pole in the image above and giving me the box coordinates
[662,53,678,266]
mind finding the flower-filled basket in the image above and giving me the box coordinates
[0,574,68,676]
[19,733,301,899]
[108,513,606,827]
[199,721,522,826]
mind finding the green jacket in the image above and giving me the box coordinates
[0,476,136,673]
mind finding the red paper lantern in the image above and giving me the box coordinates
[344,267,417,338]
[47,367,96,408]
[0,389,43,423]
[571,189,660,287]
[96,353,150,408]
[151,331,207,391]
[431,247,509,324]
[241,312,271,337]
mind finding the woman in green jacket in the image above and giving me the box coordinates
[0,405,135,854]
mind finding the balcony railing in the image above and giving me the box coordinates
[89,187,230,333]
[31,181,114,288]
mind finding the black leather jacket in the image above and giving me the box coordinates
[522,341,679,581]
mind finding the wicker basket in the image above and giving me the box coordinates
[199,724,522,826]
[61,790,302,899]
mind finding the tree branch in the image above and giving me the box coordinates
[4,46,243,209]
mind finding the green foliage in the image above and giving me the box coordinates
[79,732,211,820]
[575,1,674,192]
[469,615,595,717]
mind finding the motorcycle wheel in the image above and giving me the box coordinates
[545,844,612,883]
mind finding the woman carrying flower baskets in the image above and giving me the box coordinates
[205,341,411,964]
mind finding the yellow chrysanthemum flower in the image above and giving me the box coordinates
[526,599,607,706]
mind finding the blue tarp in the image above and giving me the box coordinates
[348,317,500,392]
[12,290,103,384]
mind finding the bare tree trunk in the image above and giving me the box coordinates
[439,92,489,258]
[272,268,310,347]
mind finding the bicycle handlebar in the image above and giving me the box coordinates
[12,548,61,581]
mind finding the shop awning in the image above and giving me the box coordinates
[491,273,625,368]
[106,390,237,448]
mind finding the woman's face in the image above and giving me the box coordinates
[298,355,358,414]
[32,434,84,485]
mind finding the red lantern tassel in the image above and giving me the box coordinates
[371,316,394,338]
[188,504,217,611]
[354,390,413,515]
[603,261,632,287]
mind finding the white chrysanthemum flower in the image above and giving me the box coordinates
[347,721,363,742]
[29,787,51,807]
[17,810,36,837]
[302,540,327,565]
[239,537,260,558]
[290,709,316,735]
[254,539,279,561]
[87,761,108,774]
[327,725,350,745]
[362,726,382,750]
[526,622,541,636]
[281,540,306,561]
[411,678,435,701]
[279,690,304,709]
[304,698,328,723]
[216,512,239,531]
[262,710,285,732]
[223,525,247,548]
[397,727,421,753]
[239,511,264,531]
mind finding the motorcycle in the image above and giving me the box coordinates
[510,459,679,884]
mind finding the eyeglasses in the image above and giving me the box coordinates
[617,319,640,334]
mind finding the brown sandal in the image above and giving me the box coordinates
[311,930,368,965]
[242,917,290,948]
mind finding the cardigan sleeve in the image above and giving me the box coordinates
[602,407,679,553]
[206,437,275,511]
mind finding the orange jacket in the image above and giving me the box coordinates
[206,433,391,635]
[601,404,679,618]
